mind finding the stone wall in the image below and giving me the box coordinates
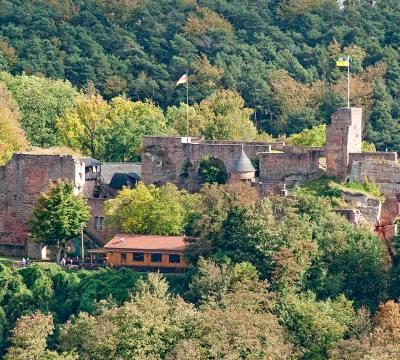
[282,146,325,157]
[259,151,320,183]
[326,108,362,180]
[251,182,287,198]
[348,152,397,169]
[142,135,272,192]
[85,198,110,245]
[0,154,85,257]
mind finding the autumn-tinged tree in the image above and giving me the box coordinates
[5,310,77,360]
[104,182,197,236]
[181,7,234,39]
[57,94,111,159]
[27,179,92,258]
[0,83,28,165]
[59,94,175,162]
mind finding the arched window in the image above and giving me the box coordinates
[95,217,99,230]
[100,217,105,230]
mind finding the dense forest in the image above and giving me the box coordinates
[1,0,400,151]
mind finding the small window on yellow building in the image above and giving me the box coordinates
[169,254,180,263]
[121,253,126,262]
[133,253,144,262]
[151,254,162,262]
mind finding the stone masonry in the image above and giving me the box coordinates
[0,154,85,258]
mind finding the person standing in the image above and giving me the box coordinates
[61,258,66,267]
[22,258,26,268]
[26,258,30,267]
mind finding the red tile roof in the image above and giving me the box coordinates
[104,234,186,251]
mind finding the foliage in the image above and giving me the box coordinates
[172,89,258,141]
[104,181,197,235]
[184,182,258,264]
[361,140,376,152]
[57,94,112,159]
[58,94,176,161]
[27,179,92,250]
[197,156,228,184]
[0,72,80,148]
[5,310,77,360]
[0,83,28,165]
[297,175,385,203]
[289,124,326,146]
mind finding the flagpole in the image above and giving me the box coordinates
[186,69,189,135]
[347,56,350,108]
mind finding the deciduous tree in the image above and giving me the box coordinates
[27,179,92,255]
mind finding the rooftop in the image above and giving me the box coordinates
[230,147,256,172]
[109,172,141,188]
[104,234,186,251]
[80,157,103,167]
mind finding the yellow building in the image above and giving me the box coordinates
[89,234,188,273]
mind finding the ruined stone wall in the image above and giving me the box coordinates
[348,152,397,169]
[349,160,400,239]
[142,135,272,192]
[259,151,320,183]
[282,146,325,156]
[251,182,287,198]
[141,136,189,188]
[200,140,284,151]
[326,108,362,180]
[0,154,85,254]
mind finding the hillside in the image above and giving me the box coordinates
[1,0,400,150]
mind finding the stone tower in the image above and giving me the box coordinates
[228,146,256,183]
[326,108,362,181]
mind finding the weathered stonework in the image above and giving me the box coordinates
[259,151,320,183]
[0,154,85,256]
[333,209,365,225]
[340,189,381,225]
[326,108,362,180]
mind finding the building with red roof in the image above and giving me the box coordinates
[89,234,188,273]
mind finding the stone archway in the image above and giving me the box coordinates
[197,157,228,185]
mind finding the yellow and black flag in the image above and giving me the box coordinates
[336,56,349,67]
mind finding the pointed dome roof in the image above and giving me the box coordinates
[230,146,256,172]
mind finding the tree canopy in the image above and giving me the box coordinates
[27,179,92,250]
[104,181,197,236]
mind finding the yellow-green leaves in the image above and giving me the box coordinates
[0,83,28,165]
[104,182,197,236]
[57,94,112,159]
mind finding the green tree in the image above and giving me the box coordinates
[104,182,197,236]
[173,89,258,141]
[27,180,92,259]
[0,72,80,148]
[57,94,111,159]
[104,96,176,162]
[197,156,228,184]
[289,124,326,146]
